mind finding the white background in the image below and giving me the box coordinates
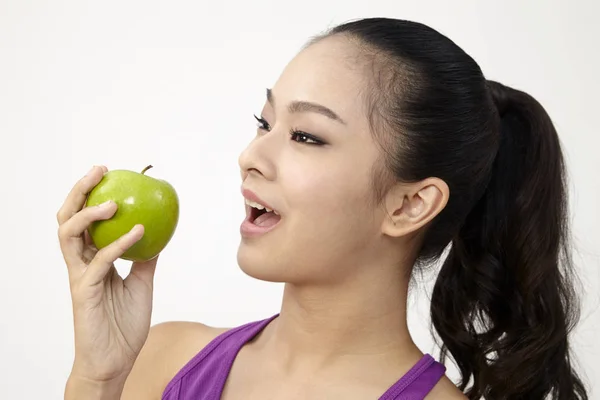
[1,0,598,398]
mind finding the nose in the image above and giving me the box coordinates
[238,129,279,182]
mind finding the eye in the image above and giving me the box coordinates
[253,114,325,146]
[289,129,324,146]
[254,114,271,131]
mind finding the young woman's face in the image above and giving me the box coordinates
[237,36,392,285]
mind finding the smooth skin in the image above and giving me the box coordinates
[60,35,466,400]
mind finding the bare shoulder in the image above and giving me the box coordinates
[424,375,467,400]
[121,321,230,400]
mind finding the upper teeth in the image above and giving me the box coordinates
[245,199,279,215]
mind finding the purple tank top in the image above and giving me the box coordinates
[162,314,446,400]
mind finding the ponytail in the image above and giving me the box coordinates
[430,81,587,399]
[314,17,589,399]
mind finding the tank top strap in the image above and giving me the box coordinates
[162,314,279,400]
[208,314,279,396]
[378,354,446,400]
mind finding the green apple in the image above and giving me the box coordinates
[86,165,179,262]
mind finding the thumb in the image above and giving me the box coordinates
[127,254,159,288]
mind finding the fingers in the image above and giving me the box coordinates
[83,230,97,249]
[126,254,159,289]
[56,165,108,225]
[83,225,145,286]
[60,200,117,239]
[58,200,118,267]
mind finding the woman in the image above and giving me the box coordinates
[58,18,588,399]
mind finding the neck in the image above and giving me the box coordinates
[258,262,422,373]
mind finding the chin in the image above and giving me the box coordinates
[236,242,288,283]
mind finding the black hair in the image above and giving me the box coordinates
[307,18,588,399]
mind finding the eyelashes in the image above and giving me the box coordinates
[253,114,270,130]
[253,114,325,146]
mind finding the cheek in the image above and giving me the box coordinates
[285,160,376,249]
[287,160,371,215]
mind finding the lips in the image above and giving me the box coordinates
[240,187,283,237]
[241,187,279,215]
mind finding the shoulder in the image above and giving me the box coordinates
[424,375,467,399]
[121,321,230,400]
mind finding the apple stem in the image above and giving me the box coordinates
[141,165,153,175]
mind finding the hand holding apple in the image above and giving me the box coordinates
[57,165,170,395]
[85,165,179,262]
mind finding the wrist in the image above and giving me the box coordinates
[65,374,127,400]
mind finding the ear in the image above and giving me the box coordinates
[381,178,449,238]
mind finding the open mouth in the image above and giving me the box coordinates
[250,206,267,220]
[249,205,281,227]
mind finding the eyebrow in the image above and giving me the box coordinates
[266,88,346,125]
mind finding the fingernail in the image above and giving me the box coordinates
[129,224,144,237]
[99,200,113,208]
